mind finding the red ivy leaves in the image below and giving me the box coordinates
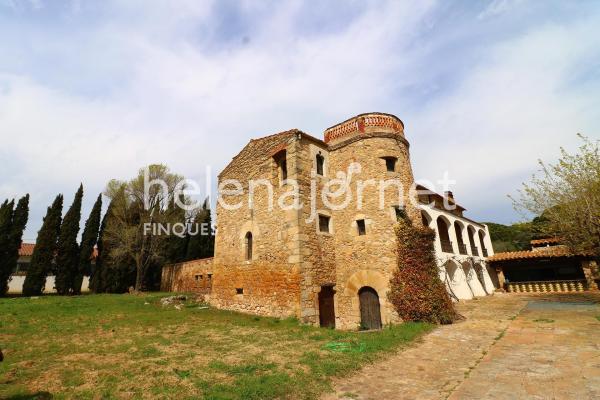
[387,219,458,324]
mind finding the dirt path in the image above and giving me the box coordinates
[323,293,600,400]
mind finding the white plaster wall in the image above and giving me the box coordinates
[7,275,90,294]
[441,263,473,300]
[419,204,497,300]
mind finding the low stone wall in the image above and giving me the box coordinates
[161,258,214,294]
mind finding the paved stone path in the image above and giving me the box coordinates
[323,292,600,400]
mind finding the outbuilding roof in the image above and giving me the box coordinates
[488,245,593,262]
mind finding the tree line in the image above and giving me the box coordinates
[0,164,214,296]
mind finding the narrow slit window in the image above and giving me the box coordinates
[280,158,287,180]
[274,150,287,181]
[245,232,253,260]
[316,154,325,176]
[356,219,366,235]
[318,214,330,233]
[236,288,244,295]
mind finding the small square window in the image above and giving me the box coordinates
[195,274,202,281]
[356,219,366,235]
[383,157,397,172]
[236,288,244,295]
[318,214,330,233]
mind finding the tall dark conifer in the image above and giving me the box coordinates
[0,195,29,296]
[184,200,214,261]
[22,194,63,296]
[90,199,111,293]
[0,200,15,295]
[55,185,83,295]
[73,194,102,294]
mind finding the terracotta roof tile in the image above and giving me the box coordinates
[18,243,35,256]
[18,243,98,259]
[489,245,592,262]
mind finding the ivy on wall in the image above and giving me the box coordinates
[387,217,459,324]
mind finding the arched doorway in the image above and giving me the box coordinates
[359,287,382,330]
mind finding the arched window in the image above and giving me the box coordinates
[245,232,253,260]
[454,222,467,255]
[436,217,453,253]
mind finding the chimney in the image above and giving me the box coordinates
[444,191,454,202]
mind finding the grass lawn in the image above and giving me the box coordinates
[0,293,432,400]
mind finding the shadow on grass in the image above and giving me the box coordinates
[4,392,52,400]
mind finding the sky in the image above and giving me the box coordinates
[1,0,599,241]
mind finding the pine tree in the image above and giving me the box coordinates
[0,195,29,296]
[73,194,102,295]
[0,199,15,295]
[22,195,63,296]
[55,185,84,295]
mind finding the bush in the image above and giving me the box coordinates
[387,218,459,324]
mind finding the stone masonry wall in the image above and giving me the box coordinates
[210,130,304,317]
[161,257,214,295]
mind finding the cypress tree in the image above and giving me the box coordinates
[185,200,214,261]
[73,194,102,295]
[90,199,112,293]
[23,194,63,296]
[55,185,84,295]
[0,195,29,296]
[0,200,15,295]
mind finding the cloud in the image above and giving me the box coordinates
[0,1,599,239]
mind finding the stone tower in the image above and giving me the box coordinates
[208,113,419,329]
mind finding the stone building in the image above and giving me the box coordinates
[162,113,497,330]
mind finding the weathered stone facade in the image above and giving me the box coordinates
[161,258,214,295]
[162,113,496,329]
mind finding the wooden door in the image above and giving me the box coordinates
[318,286,336,328]
[359,287,382,330]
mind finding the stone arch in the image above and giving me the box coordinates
[344,269,393,327]
[442,260,473,300]
[478,229,489,257]
[461,261,486,296]
[467,225,479,256]
[436,215,453,253]
[453,221,467,255]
